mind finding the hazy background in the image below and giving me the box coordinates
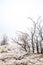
[0,0,43,40]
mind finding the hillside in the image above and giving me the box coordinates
[0,44,43,65]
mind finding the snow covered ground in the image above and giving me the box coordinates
[0,44,43,65]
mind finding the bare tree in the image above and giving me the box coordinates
[37,25,43,54]
[28,16,42,53]
[28,17,37,53]
[13,16,43,54]
[12,32,30,52]
[1,35,8,45]
[35,35,39,53]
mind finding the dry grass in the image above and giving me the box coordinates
[15,60,27,65]
[0,45,43,65]
[39,54,43,58]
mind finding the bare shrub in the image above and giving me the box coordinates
[12,32,30,53]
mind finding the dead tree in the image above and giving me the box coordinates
[28,17,38,53]
[12,32,30,52]
[28,16,42,53]
[35,35,40,53]
[12,16,43,54]
[37,25,43,54]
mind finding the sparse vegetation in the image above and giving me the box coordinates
[0,17,43,65]
[13,16,43,54]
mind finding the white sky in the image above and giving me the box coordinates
[0,0,43,39]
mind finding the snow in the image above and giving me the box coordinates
[0,44,43,65]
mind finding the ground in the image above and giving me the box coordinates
[0,44,43,65]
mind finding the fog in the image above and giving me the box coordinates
[0,0,43,39]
